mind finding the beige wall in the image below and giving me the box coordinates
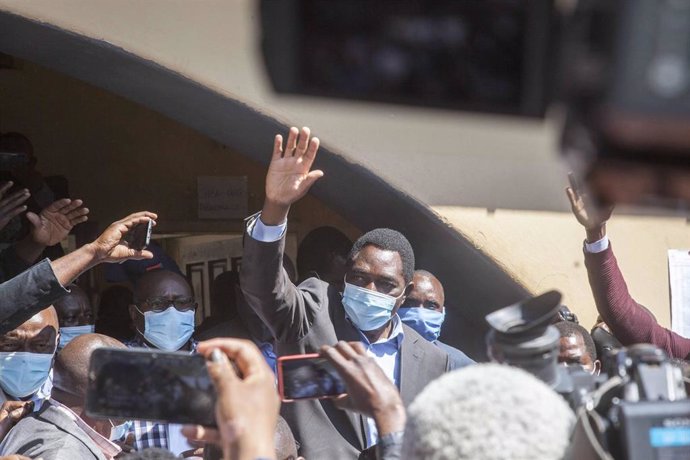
[0,59,361,244]
[3,1,690,334]
[0,0,561,212]
[435,206,690,329]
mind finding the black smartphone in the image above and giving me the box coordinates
[85,347,216,426]
[123,219,152,251]
[277,353,347,402]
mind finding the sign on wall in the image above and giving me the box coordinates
[197,176,248,219]
[669,249,690,337]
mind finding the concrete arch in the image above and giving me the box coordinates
[0,10,528,359]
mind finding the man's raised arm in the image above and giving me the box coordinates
[240,127,325,342]
[566,174,690,358]
[0,211,157,334]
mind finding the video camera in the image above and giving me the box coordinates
[260,0,690,205]
[486,290,690,459]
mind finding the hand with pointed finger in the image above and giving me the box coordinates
[261,126,323,225]
[27,198,89,247]
[185,338,280,460]
[565,172,614,243]
[0,182,30,231]
[320,341,406,436]
[0,400,33,443]
[86,212,158,263]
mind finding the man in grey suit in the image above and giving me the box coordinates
[398,270,475,370]
[0,333,126,459]
[240,126,450,459]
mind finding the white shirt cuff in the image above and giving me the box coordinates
[584,236,610,254]
[248,214,287,242]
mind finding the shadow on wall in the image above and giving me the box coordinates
[0,10,529,359]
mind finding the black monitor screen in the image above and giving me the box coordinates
[261,0,552,116]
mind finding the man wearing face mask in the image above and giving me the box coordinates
[0,333,128,459]
[126,269,199,456]
[0,307,59,410]
[398,270,474,370]
[240,126,450,459]
[55,285,94,350]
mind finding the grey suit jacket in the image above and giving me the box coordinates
[0,258,69,334]
[241,226,450,460]
[0,400,107,459]
[435,340,475,370]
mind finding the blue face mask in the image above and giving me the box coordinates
[109,419,132,441]
[0,351,54,398]
[398,307,446,342]
[341,282,403,332]
[58,324,95,349]
[136,306,195,351]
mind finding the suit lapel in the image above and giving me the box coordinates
[400,326,426,406]
[330,293,366,449]
[38,401,105,459]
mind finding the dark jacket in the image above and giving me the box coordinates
[0,258,68,334]
[435,340,474,370]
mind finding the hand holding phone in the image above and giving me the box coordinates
[185,338,280,460]
[320,342,406,437]
[122,219,152,251]
[86,348,216,426]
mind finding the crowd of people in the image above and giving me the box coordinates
[0,127,687,460]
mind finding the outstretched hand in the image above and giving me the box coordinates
[28,198,89,247]
[87,211,157,263]
[565,173,614,242]
[262,126,323,225]
[0,182,30,232]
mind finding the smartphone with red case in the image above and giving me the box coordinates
[277,353,347,402]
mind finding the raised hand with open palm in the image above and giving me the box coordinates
[27,198,89,247]
[565,173,614,243]
[261,127,323,225]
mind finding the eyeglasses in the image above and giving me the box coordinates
[141,296,197,313]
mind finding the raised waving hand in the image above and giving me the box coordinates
[261,127,323,225]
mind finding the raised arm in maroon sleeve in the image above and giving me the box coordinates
[584,243,690,359]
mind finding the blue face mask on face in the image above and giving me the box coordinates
[58,324,95,349]
[398,307,446,342]
[0,351,54,398]
[136,306,195,351]
[341,282,403,332]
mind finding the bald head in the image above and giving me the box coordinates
[53,333,125,402]
[0,306,59,354]
[134,270,193,304]
[401,270,445,313]
[55,285,93,327]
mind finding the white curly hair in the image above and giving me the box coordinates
[402,363,575,460]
